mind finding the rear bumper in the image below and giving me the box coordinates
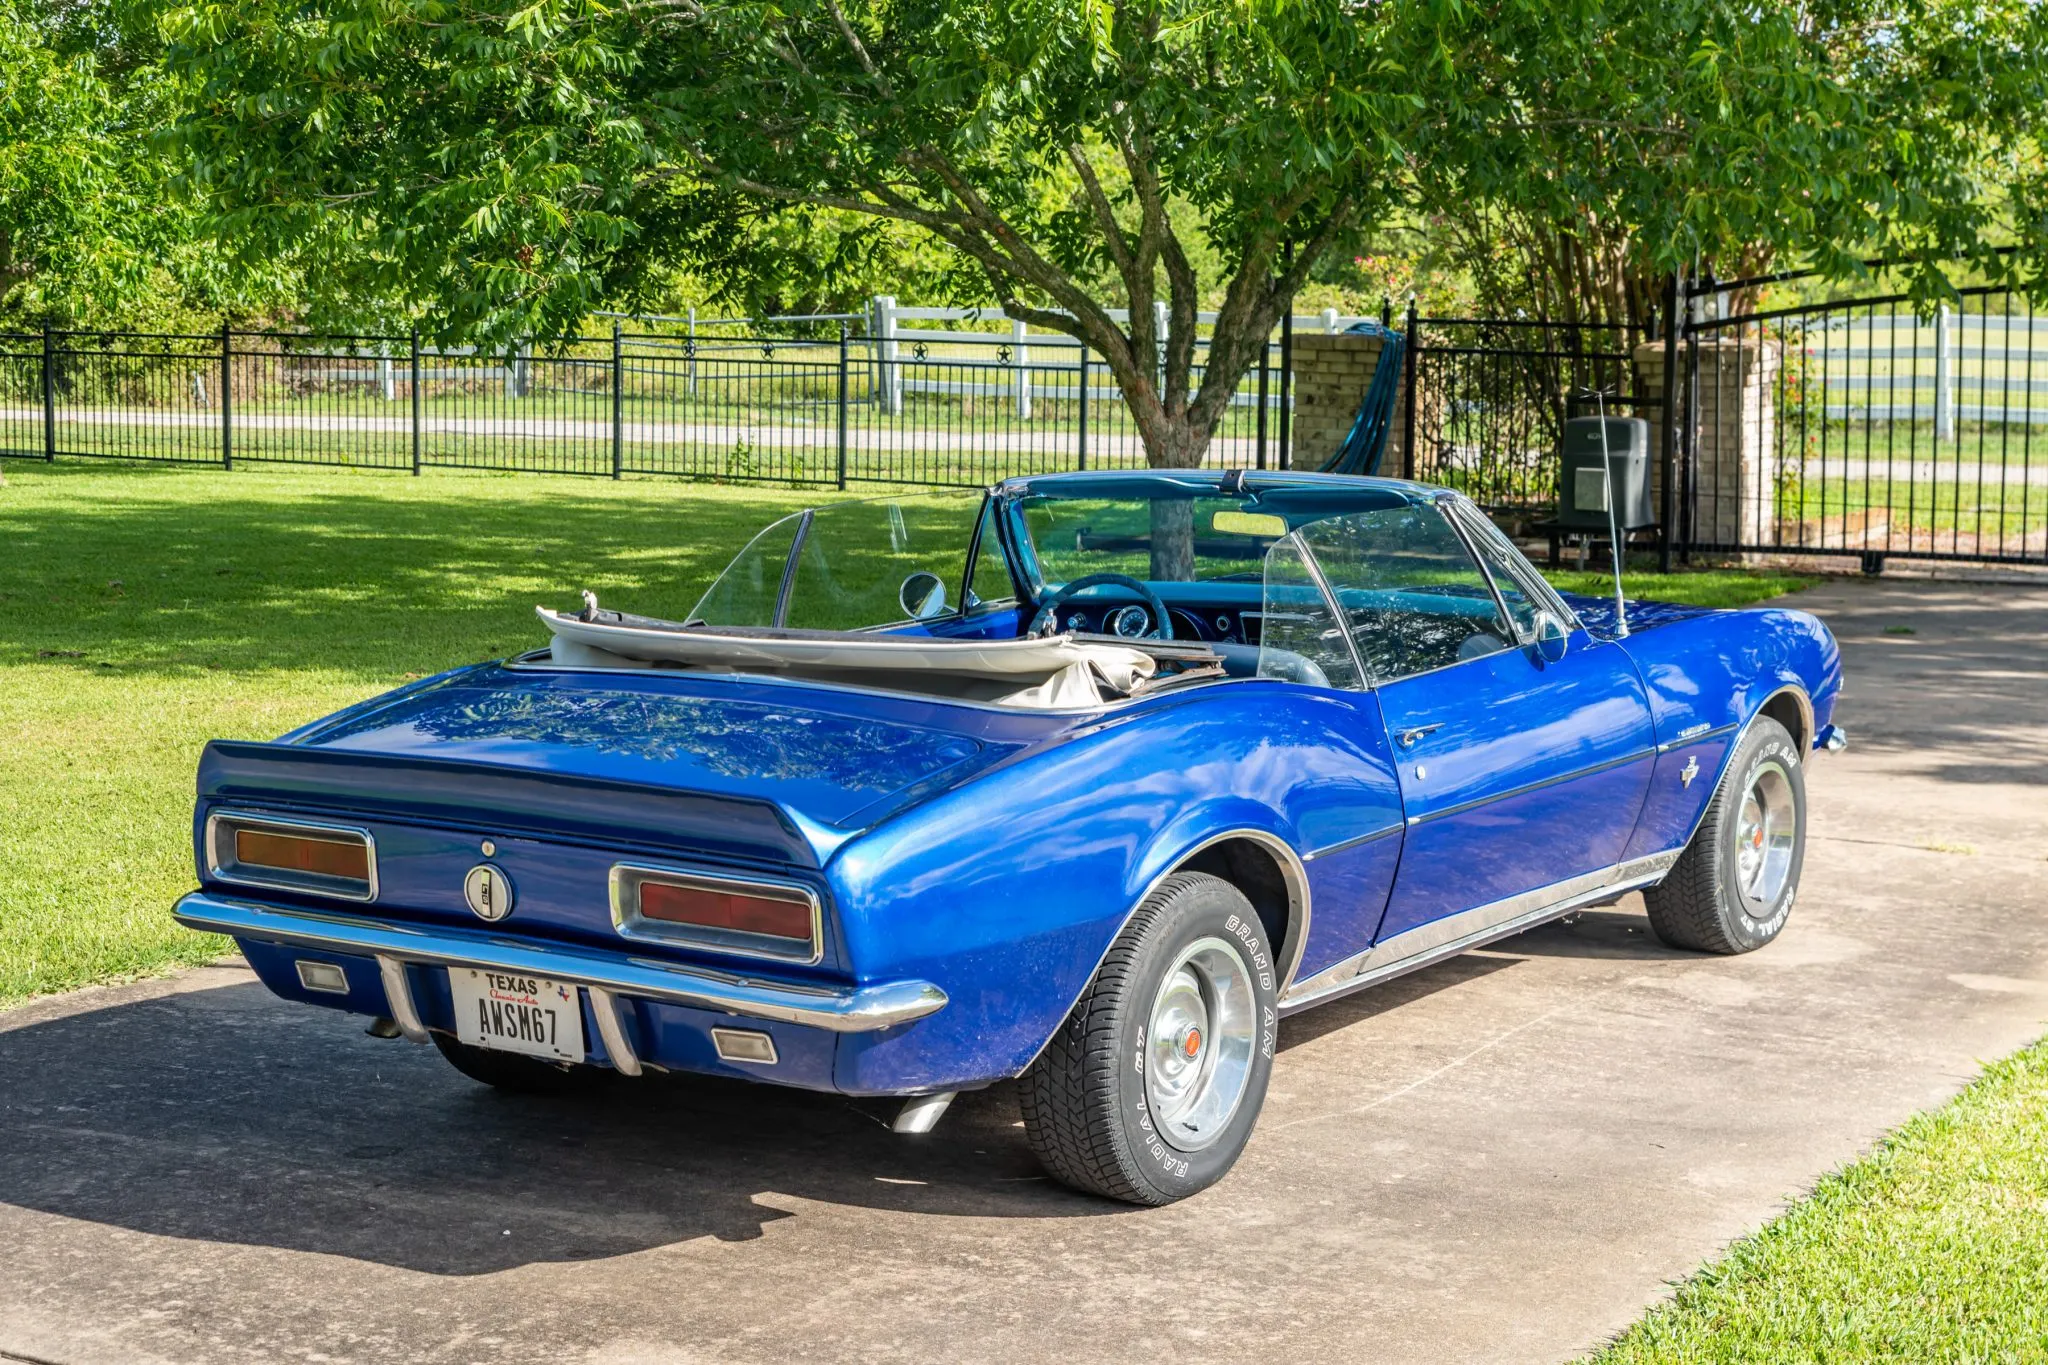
[174,892,948,1034]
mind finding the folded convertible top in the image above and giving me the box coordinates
[536,606,1158,683]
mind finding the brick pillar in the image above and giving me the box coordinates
[1633,337,1780,550]
[1289,332,1406,471]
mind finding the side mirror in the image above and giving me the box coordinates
[1531,611,1569,664]
[899,571,948,620]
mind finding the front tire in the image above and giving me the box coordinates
[1645,715,1806,954]
[1020,871,1278,1205]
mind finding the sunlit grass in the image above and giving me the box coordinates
[1591,1038,2048,1362]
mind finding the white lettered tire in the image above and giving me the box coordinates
[1019,871,1278,1204]
[1645,715,1806,954]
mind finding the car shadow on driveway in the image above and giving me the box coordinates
[1490,906,1702,962]
[0,946,1528,1276]
[0,976,1121,1276]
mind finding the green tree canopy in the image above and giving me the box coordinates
[158,0,2048,466]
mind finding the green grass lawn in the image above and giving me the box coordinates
[0,460,816,1003]
[1547,567,1818,609]
[1590,1038,2048,1362]
[0,459,1810,1006]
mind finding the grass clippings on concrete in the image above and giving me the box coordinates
[1592,1039,2048,1362]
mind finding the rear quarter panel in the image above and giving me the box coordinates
[824,681,1404,1094]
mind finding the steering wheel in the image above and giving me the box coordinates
[1026,572,1176,641]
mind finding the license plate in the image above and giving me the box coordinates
[450,969,586,1062]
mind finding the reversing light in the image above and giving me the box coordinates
[295,960,350,994]
[610,865,821,963]
[711,1027,780,1065]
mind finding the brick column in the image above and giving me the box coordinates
[1288,332,1406,471]
[1633,337,1780,550]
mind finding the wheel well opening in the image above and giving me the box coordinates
[1181,838,1299,986]
[1759,690,1811,755]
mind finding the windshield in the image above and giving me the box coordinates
[691,493,989,631]
[1010,479,1411,592]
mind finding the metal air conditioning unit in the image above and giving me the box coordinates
[1557,416,1655,532]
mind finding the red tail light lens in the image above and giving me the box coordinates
[205,812,378,902]
[611,865,820,962]
[639,880,814,942]
[236,828,371,881]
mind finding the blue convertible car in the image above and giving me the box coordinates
[175,470,1843,1204]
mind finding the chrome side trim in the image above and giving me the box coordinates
[180,893,947,1033]
[586,985,643,1077]
[1404,748,1655,828]
[1658,722,1738,754]
[374,953,429,1043]
[1301,823,1403,862]
[205,810,379,903]
[1278,853,1682,1015]
[608,861,825,966]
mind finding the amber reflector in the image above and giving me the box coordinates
[235,828,370,881]
[638,879,812,944]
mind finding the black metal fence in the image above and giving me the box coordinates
[7,285,2044,569]
[0,324,1302,487]
[1674,279,2046,568]
[1402,315,1648,508]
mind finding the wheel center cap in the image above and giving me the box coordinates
[1179,1026,1203,1059]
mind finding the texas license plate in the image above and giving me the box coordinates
[450,969,586,1062]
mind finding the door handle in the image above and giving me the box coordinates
[1396,723,1445,749]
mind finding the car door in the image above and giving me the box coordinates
[1292,498,1656,950]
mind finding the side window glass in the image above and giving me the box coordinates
[1258,535,1361,689]
[1453,502,1576,633]
[1449,503,1546,640]
[966,499,1017,609]
[1295,507,1514,683]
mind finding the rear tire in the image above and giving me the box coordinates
[431,1032,597,1095]
[1020,871,1278,1205]
[1645,716,1806,954]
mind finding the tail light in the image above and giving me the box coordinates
[610,864,821,963]
[206,812,377,901]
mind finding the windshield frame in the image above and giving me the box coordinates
[994,478,1416,607]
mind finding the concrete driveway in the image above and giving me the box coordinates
[3,578,2045,1364]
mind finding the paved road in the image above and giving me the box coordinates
[3,578,2045,1364]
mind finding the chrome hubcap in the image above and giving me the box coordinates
[1144,936,1257,1153]
[1735,759,1797,911]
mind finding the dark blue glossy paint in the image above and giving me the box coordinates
[1373,629,1655,939]
[194,469,1845,1098]
[827,682,1404,1092]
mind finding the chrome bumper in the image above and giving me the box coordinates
[1820,723,1849,753]
[175,892,948,1034]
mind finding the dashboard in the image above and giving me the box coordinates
[1046,601,1264,645]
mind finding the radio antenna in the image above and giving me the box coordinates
[1595,390,1629,639]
